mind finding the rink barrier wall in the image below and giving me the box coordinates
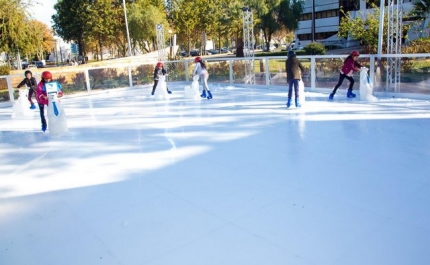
[2,53,430,104]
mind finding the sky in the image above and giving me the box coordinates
[30,0,57,27]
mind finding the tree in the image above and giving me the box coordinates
[52,0,92,57]
[338,4,413,53]
[169,0,199,54]
[277,0,304,32]
[0,0,28,53]
[87,0,118,60]
[29,21,55,61]
[0,0,54,65]
[250,0,282,52]
[128,0,169,54]
[411,0,430,37]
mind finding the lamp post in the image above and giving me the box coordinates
[122,0,133,87]
[168,29,172,59]
[122,0,132,57]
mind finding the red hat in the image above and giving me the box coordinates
[41,71,52,80]
[350,50,360,57]
[194,56,202,63]
[156,62,163,67]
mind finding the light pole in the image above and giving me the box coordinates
[168,29,172,59]
[122,0,133,87]
[122,0,132,57]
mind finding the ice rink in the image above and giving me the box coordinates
[1,84,430,265]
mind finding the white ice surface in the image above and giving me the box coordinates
[1,85,430,265]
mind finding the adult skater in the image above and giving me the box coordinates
[329,50,362,99]
[36,71,63,132]
[17,70,38,109]
[193,56,212,99]
[285,50,305,108]
[151,62,172,95]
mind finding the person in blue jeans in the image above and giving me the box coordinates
[285,50,305,108]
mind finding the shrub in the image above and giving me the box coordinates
[0,65,10,75]
[304,42,326,55]
[403,38,430,53]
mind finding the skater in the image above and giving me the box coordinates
[36,71,63,132]
[285,50,305,108]
[16,70,38,109]
[151,62,172,95]
[329,50,362,99]
[193,56,212,99]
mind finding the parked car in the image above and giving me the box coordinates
[34,61,44,68]
[190,49,200,56]
[180,50,190,57]
[220,47,228,53]
[205,49,219,55]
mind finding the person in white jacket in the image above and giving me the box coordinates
[193,56,212,99]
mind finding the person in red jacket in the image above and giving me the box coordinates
[329,50,362,99]
[36,71,63,132]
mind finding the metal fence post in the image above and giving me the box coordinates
[85,69,91,94]
[6,76,14,103]
[229,59,233,85]
[128,64,133,87]
[311,57,316,91]
[369,55,375,87]
[265,57,270,86]
[185,61,189,82]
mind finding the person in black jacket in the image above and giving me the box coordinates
[17,70,38,109]
[151,62,172,95]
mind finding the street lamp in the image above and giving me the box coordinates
[122,0,132,57]
[168,29,173,58]
[122,0,133,87]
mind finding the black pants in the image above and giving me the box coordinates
[38,103,46,127]
[332,73,355,94]
[28,89,35,104]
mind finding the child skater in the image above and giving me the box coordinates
[36,71,63,132]
[329,50,362,99]
[151,62,172,95]
[285,50,305,108]
[193,56,212,99]
[17,70,38,109]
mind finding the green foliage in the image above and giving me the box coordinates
[411,0,430,18]
[52,0,91,56]
[0,0,54,59]
[403,37,430,53]
[338,4,413,53]
[304,42,326,55]
[277,0,304,31]
[255,51,288,57]
[0,66,11,75]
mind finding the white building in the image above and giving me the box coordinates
[296,0,423,47]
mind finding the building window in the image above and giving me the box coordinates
[300,9,339,21]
